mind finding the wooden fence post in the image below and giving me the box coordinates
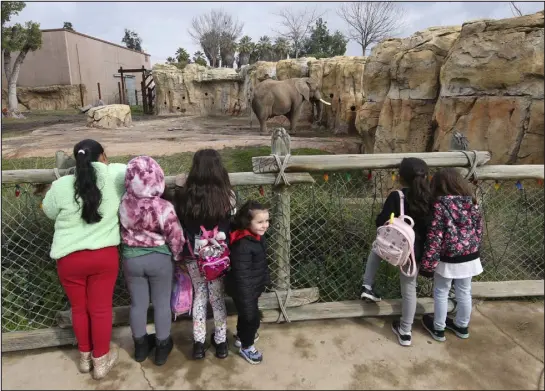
[118,82,122,104]
[135,90,138,106]
[271,127,291,290]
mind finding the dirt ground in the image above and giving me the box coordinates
[1,301,543,390]
[1,114,362,159]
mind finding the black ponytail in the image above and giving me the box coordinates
[399,157,432,217]
[73,139,104,224]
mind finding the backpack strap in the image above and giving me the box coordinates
[396,190,405,216]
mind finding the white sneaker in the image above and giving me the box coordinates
[233,333,260,348]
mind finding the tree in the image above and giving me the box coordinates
[509,2,523,16]
[337,2,404,56]
[188,9,243,68]
[237,35,254,66]
[63,21,74,31]
[256,35,274,62]
[2,1,42,114]
[300,18,347,59]
[274,5,324,58]
[272,37,290,61]
[166,47,191,69]
[192,51,207,67]
[122,28,142,52]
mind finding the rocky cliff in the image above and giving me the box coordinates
[356,11,544,164]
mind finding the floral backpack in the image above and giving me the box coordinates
[171,264,193,320]
[190,225,231,281]
[372,190,417,277]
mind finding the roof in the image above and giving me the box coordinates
[41,28,151,56]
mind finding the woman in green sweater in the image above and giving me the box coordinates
[42,139,126,380]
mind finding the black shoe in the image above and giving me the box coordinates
[421,314,446,342]
[192,341,205,360]
[391,320,412,347]
[133,333,155,362]
[154,336,173,366]
[211,333,229,359]
[360,286,381,302]
[446,317,469,339]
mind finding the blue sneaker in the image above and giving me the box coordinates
[239,345,263,365]
[233,333,259,348]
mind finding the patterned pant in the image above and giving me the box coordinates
[186,260,227,344]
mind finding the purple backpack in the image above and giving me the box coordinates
[171,265,193,320]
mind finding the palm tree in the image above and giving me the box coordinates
[257,36,273,62]
[237,35,254,66]
[273,37,290,61]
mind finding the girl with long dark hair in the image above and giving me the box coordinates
[42,139,126,379]
[174,149,236,360]
[360,157,432,346]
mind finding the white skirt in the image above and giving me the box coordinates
[435,258,483,279]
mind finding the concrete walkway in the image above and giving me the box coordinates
[2,301,543,390]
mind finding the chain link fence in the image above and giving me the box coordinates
[2,169,544,333]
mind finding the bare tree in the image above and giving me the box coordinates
[274,5,325,59]
[337,2,404,56]
[188,9,243,68]
[509,2,523,16]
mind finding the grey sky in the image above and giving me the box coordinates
[10,1,544,66]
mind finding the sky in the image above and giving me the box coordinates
[9,1,545,66]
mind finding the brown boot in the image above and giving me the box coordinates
[79,351,93,373]
[92,345,118,380]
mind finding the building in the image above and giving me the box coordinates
[2,28,151,108]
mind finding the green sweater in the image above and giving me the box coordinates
[42,162,127,260]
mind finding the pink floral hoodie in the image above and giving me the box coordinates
[119,156,185,259]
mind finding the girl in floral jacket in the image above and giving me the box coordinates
[420,168,483,342]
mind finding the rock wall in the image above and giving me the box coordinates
[432,12,544,164]
[1,85,85,111]
[356,11,544,164]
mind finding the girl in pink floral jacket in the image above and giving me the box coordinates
[420,168,483,343]
[119,155,185,366]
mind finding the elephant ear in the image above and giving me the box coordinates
[295,79,310,101]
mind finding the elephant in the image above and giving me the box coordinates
[251,77,331,134]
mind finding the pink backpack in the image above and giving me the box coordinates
[171,265,193,320]
[372,190,417,277]
[190,225,231,281]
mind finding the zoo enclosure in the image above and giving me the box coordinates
[2,133,544,351]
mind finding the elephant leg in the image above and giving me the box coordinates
[289,104,303,134]
[259,117,268,134]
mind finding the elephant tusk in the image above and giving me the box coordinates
[319,99,331,106]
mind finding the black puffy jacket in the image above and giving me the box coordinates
[225,230,270,309]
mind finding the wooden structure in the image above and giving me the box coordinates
[118,66,155,114]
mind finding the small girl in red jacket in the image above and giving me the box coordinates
[420,168,483,342]
[225,200,270,365]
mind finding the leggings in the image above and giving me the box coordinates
[123,252,174,340]
[57,246,119,358]
[362,250,418,334]
[186,260,227,344]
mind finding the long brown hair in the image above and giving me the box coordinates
[398,157,432,216]
[174,149,232,224]
[431,168,477,204]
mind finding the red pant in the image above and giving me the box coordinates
[57,246,119,357]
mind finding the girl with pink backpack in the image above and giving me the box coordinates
[361,158,432,346]
[173,149,236,360]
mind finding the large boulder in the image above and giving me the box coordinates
[153,64,245,116]
[86,104,132,128]
[432,11,544,164]
[1,85,85,111]
[276,57,316,80]
[309,56,367,134]
[371,26,461,153]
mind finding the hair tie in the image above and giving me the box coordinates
[78,149,85,155]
